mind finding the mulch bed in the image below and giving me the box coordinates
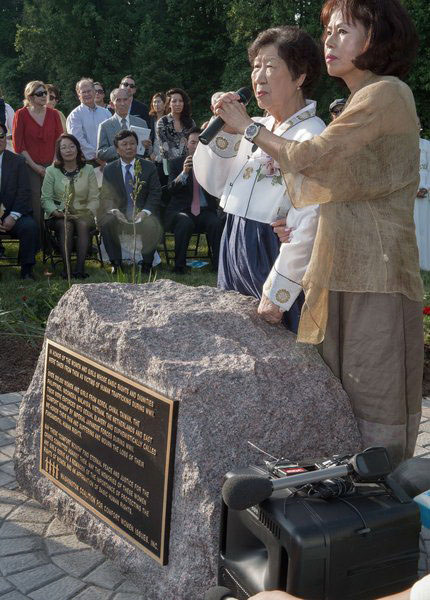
[2,335,430,397]
[0,336,43,394]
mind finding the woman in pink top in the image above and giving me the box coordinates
[12,80,63,235]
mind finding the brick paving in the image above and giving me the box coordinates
[0,392,428,599]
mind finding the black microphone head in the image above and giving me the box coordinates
[236,87,252,105]
[222,474,273,510]
[205,586,236,600]
[391,457,430,497]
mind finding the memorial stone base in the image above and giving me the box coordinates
[15,281,361,599]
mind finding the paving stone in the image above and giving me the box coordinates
[417,432,430,447]
[45,517,72,538]
[9,502,53,524]
[0,472,17,487]
[419,421,430,434]
[6,430,16,439]
[0,394,22,405]
[0,417,18,431]
[113,594,145,600]
[0,433,15,449]
[0,535,43,556]
[45,534,90,555]
[0,444,16,458]
[7,563,63,594]
[0,488,27,504]
[414,447,430,457]
[51,549,105,578]
[0,520,47,538]
[73,586,112,600]
[0,405,20,417]
[0,461,16,476]
[0,502,19,519]
[83,561,126,590]
[28,575,86,600]
[4,481,19,491]
[0,550,48,576]
[0,576,13,593]
[0,591,29,600]
[115,580,142,594]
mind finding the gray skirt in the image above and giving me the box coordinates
[320,291,423,466]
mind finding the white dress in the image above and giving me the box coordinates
[194,101,325,313]
[414,138,430,270]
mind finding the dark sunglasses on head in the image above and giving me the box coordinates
[33,90,48,97]
[121,82,136,88]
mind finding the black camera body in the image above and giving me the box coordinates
[217,450,421,600]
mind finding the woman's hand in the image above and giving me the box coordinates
[258,294,284,324]
[214,92,253,135]
[35,164,46,177]
[271,218,293,243]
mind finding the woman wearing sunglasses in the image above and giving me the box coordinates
[12,80,63,237]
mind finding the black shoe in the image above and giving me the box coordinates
[110,261,122,274]
[72,272,90,279]
[140,263,153,274]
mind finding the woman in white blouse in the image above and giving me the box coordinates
[194,26,325,333]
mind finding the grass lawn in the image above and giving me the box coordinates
[0,237,217,343]
[1,237,430,344]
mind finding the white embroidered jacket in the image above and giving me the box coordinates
[194,102,326,312]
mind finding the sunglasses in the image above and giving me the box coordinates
[121,82,136,88]
[95,89,104,94]
[33,90,48,97]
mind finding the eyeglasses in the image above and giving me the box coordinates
[49,95,58,101]
[95,89,104,94]
[33,90,48,97]
[121,82,136,89]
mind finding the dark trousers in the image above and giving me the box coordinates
[164,208,223,269]
[99,213,162,265]
[6,215,40,266]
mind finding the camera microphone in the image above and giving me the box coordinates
[199,87,252,146]
[205,586,237,600]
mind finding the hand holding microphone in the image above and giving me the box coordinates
[199,87,252,145]
[183,154,193,174]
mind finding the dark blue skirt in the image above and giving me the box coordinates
[218,214,304,334]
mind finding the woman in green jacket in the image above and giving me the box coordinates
[41,133,99,278]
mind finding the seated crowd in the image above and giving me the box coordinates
[0,76,224,279]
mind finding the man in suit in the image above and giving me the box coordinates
[97,88,150,162]
[119,75,150,124]
[0,123,39,279]
[98,129,162,273]
[166,127,224,274]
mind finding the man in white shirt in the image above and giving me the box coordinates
[66,78,111,165]
[96,88,149,163]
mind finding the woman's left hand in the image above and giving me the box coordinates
[258,294,284,324]
[214,92,253,135]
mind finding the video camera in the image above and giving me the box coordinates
[206,447,426,600]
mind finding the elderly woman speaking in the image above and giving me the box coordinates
[194,26,325,333]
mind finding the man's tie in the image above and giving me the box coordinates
[121,117,127,130]
[191,171,201,216]
[125,164,134,221]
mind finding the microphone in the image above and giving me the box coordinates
[205,586,237,600]
[199,87,252,146]
[222,465,352,511]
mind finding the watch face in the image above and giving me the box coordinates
[245,123,259,140]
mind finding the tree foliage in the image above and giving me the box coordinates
[0,0,429,130]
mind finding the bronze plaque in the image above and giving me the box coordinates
[40,339,178,565]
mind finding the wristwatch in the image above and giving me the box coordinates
[244,122,264,143]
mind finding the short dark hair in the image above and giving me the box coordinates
[46,84,60,101]
[54,134,86,170]
[186,126,202,139]
[321,0,418,78]
[248,26,322,97]
[166,88,194,129]
[113,129,138,147]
